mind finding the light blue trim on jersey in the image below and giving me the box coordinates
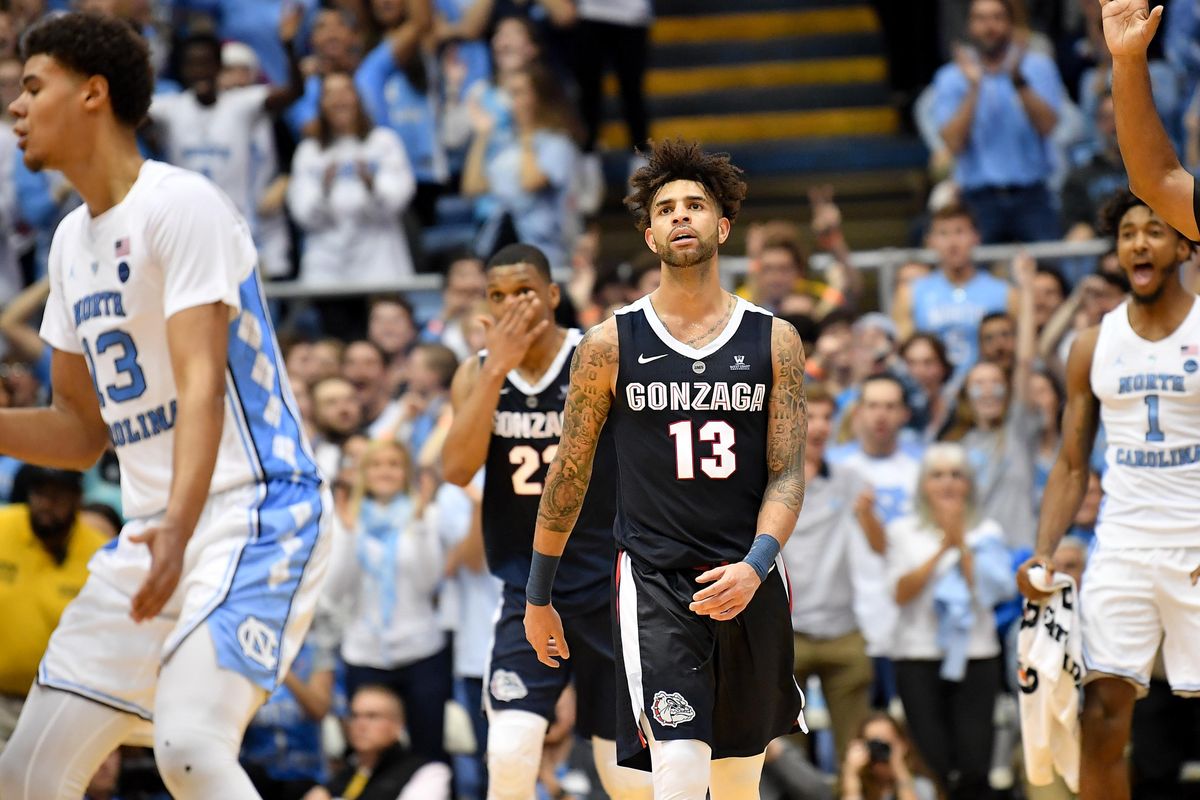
[225,271,321,484]
[37,662,153,720]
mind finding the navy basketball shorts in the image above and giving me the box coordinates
[484,583,618,740]
[612,551,805,770]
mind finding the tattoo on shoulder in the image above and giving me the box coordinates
[536,323,618,533]
[765,319,807,512]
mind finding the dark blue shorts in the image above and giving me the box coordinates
[484,584,617,740]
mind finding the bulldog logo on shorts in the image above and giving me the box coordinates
[490,669,529,702]
[651,691,696,728]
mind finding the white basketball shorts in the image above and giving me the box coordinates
[37,479,332,733]
[1080,545,1200,696]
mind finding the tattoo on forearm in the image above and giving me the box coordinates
[764,321,807,512]
[537,327,618,533]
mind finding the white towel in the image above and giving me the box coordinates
[1017,566,1084,793]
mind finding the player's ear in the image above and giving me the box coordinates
[82,74,110,113]
[644,226,658,254]
[547,281,560,310]
[717,217,731,245]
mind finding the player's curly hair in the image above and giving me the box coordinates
[1098,188,1196,248]
[21,12,153,128]
[624,138,748,231]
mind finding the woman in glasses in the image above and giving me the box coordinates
[885,442,1015,800]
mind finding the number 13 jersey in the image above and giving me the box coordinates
[611,295,774,569]
[38,161,320,519]
[1091,298,1200,548]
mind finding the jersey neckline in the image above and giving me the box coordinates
[504,328,581,396]
[1116,295,1200,346]
[620,294,765,361]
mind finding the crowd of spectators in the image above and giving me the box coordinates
[3,0,1200,799]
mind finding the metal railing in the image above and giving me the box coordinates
[261,238,1113,316]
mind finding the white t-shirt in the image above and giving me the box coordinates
[39,161,319,517]
[149,85,271,219]
[885,516,1004,661]
[288,130,416,286]
[829,444,923,656]
[783,463,863,639]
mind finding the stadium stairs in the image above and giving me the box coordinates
[594,0,930,265]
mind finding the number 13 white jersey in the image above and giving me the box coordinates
[39,161,320,519]
[1090,299,1200,548]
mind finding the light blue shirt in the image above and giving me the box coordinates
[484,130,578,267]
[910,269,1010,371]
[357,42,447,185]
[931,52,1064,189]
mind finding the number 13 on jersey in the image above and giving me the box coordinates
[669,420,737,479]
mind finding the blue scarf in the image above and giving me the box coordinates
[356,494,414,631]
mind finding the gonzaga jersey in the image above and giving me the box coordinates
[39,161,320,518]
[611,295,773,568]
[1090,299,1200,547]
[481,329,615,613]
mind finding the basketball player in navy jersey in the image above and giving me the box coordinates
[442,243,651,800]
[524,139,808,799]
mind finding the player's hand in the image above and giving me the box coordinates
[1099,0,1164,59]
[1190,564,1200,586]
[1017,554,1055,603]
[480,295,550,375]
[524,602,570,668]
[128,521,189,622]
[690,562,762,620]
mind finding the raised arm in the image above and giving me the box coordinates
[0,278,51,363]
[524,319,618,667]
[1105,0,1200,239]
[1017,327,1100,600]
[1011,252,1038,405]
[263,5,307,115]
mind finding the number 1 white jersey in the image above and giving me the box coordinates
[39,161,320,518]
[1090,299,1200,548]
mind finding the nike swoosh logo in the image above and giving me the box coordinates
[638,353,669,364]
[499,388,510,394]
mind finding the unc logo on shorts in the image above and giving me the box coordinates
[651,691,696,728]
[490,669,529,702]
[237,616,279,670]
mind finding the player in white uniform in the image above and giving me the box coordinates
[1024,4,1200,798]
[0,14,329,800]
[1017,189,1200,799]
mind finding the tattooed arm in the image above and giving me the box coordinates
[689,317,807,621]
[533,318,619,551]
[1017,326,1100,601]
[525,319,618,667]
[755,317,808,547]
